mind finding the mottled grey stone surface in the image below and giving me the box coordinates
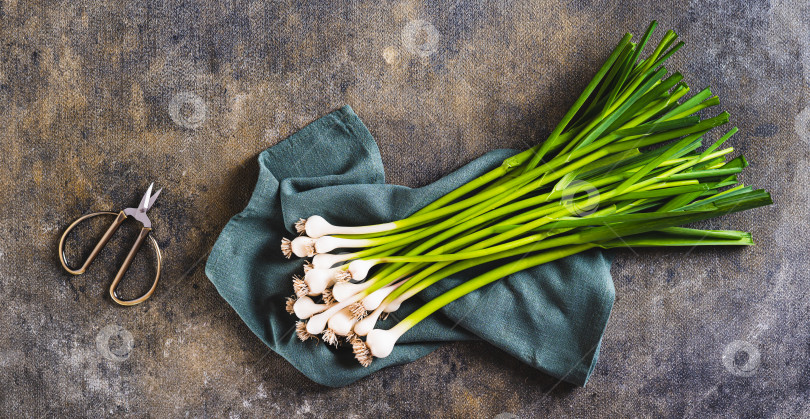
[1,0,808,417]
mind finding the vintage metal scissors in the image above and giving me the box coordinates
[58,183,163,306]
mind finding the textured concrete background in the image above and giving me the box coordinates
[1,0,808,417]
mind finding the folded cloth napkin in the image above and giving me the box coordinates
[205,105,615,387]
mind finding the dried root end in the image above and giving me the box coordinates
[322,328,340,347]
[303,261,314,273]
[304,242,317,257]
[348,302,368,320]
[296,321,316,342]
[292,275,309,298]
[285,296,296,315]
[294,218,307,234]
[322,288,336,305]
[280,238,292,259]
[334,269,352,283]
[352,336,372,367]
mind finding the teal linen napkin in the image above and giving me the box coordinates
[205,105,615,387]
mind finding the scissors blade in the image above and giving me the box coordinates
[138,182,154,212]
[146,187,162,211]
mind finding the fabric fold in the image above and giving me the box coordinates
[206,105,615,387]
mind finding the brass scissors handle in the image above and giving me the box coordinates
[58,210,162,306]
